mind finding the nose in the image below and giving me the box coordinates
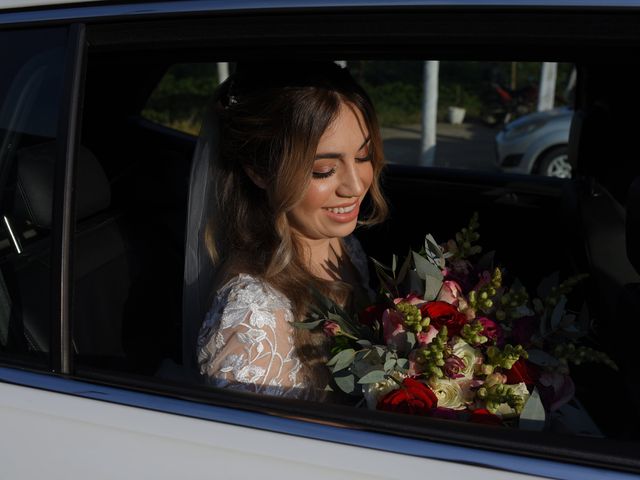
[337,159,365,198]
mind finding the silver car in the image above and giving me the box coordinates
[496,107,573,178]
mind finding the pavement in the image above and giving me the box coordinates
[381,122,501,172]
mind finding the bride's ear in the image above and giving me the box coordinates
[243,165,268,189]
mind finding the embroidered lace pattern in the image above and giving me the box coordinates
[197,235,371,399]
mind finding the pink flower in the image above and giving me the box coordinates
[323,321,341,337]
[382,308,407,348]
[416,325,438,346]
[436,280,463,307]
[477,317,504,345]
[539,372,575,411]
[444,355,466,379]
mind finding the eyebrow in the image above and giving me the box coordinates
[314,136,371,160]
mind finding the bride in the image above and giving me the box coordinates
[197,62,388,400]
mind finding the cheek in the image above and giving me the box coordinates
[360,162,374,191]
[298,180,335,212]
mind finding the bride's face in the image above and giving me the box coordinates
[288,101,374,243]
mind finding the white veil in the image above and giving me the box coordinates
[181,88,225,380]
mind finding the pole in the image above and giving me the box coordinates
[420,60,439,166]
[537,62,557,112]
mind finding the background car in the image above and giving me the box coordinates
[496,107,573,178]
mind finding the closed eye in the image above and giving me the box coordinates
[355,152,373,163]
[312,168,336,179]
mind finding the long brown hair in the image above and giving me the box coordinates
[206,62,388,396]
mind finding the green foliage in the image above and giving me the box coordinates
[142,63,219,134]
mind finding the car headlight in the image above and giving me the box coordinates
[503,119,548,140]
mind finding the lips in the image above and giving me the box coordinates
[323,200,360,223]
[325,203,357,214]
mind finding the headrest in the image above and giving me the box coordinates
[628,177,640,275]
[14,142,111,228]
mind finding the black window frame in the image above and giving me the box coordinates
[0,22,86,372]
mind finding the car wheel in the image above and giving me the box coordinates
[537,146,572,178]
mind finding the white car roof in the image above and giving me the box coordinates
[0,0,104,8]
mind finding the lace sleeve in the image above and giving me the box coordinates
[197,275,307,398]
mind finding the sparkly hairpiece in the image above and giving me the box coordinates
[223,78,239,109]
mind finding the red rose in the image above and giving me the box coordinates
[420,301,468,337]
[358,303,387,326]
[470,409,503,426]
[505,359,540,387]
[377,378,438,415]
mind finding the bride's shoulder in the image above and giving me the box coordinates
[214,273,291,312]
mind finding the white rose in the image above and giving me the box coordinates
[452,339,480,379]
[362,372,406,410]
[428,377,468,410]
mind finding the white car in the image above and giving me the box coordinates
[1,1,639,479]
[496,107,573,178]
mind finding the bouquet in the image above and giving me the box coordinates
[297,213,616,429]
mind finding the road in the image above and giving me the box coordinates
[381,122,501,172]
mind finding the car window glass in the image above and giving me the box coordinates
[141,63,221,134]
[361,61,575,178]
[76,51,640,468]
[0,28,68,367]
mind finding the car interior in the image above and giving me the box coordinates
[1,9,640,473]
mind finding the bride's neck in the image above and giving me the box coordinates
[299,236,343,280]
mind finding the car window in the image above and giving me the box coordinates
[141,61,575,180]
[364,60,575,177]
[141,63,222,135]
[74,13,640,472]
[0,28,68,367]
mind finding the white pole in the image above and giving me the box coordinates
[420,60,439,166]
[217,62,230,84]
[537,62,557,112]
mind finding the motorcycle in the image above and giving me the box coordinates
[481,82,538,126]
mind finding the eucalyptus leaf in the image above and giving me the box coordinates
[424,234,445,268]
[396,250,412,285]
[550,296,567,331]
[519,388,546,431]
[292,319,324,330]
[357,339,372,348]
[396,358,409,369]
[407,270,425,297]
[374,345,387,358]
[537,271,559,300]
[383,358,397,372]
[358,370,387,384]
[371,256,393,272]
[327,312,346,323]
[412,251,443,280]
[424,273,444,302]
[334,372,357,395]
[327,348,355,369]
[332,348,356,372]
[527,349,561,367]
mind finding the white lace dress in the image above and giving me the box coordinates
[197,235,372,399]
